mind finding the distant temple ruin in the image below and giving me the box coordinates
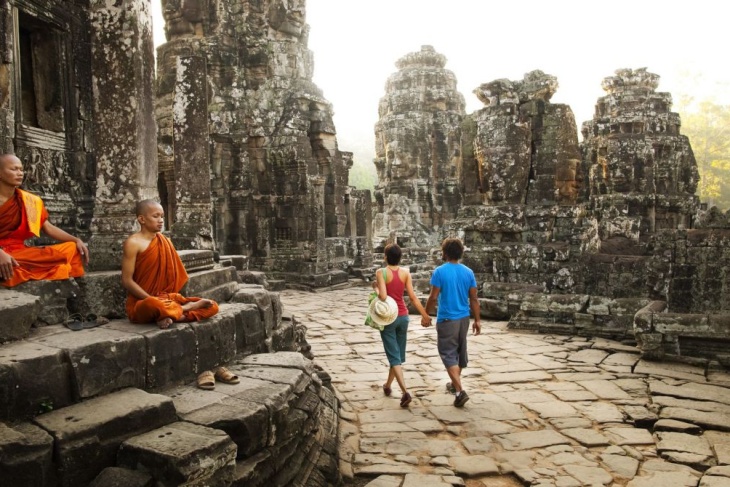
[372,45,465,251]
[375,58,730,365]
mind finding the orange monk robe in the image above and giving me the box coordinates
[125,233,219,323]
[0,189,84,288]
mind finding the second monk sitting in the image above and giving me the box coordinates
[121,199,219,329]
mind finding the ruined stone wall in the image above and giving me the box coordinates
[581,68,699,244]
[451,71,588,292]
[372,45,465,250]
[0,0,159,271]
[156,0,368,286]
[0,0,94,241]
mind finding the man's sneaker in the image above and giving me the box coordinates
[454,390,469,408]
[446,382,456,394]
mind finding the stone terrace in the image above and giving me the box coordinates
[281,287,730,487]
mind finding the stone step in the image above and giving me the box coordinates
[0,288,41,342]
[117,421,237,486]
[177,249,215,272]
[0,303,264,423]
[10,279,80,327]
[80,264,239,320]
[32,388,177,487]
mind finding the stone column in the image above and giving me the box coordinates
[170,55,214,251]
[87,0,158,270]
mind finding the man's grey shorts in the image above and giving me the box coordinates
[436,317,470,368]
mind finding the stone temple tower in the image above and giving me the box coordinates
[372,45,465,250]
[581,68,699,243]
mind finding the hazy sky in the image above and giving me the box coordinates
[152,0,730,168]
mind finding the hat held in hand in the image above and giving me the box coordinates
[369,296,398,327]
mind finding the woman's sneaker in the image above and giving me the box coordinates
[454,390,469,407]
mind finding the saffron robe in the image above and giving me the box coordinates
[0,189,84,288]
[125,233,219,323]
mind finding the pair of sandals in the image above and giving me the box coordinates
[64,313,111,331]
[383,384,412,408]
[197,366,240,390]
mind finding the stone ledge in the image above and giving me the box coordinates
[33,388,177,487]
[0,302,285,423]
[0,288,40,342]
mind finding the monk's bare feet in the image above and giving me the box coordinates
[182,299,214,312]
[157,317,173,329]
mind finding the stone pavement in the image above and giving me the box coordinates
[280,287,730,487]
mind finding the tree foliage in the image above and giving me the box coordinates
[348,158,377,192]
[677,98,730,209]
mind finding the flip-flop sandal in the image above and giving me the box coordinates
[64,313,84,331]
[197,370,215,390]
[213,366,240,384]
[81,314,110,329]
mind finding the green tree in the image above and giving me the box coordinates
[678,99,730,209]
[348,158,378,192]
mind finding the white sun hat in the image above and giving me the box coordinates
[369,296,399,327]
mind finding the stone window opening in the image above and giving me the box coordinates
[13,5,69,149]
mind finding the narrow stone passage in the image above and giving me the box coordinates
[280,287,730,487]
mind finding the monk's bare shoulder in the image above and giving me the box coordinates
[123,232,153,255]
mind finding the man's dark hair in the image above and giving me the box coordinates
[441,237,464,261]
[384,243,402,265]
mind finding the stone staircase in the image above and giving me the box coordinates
[0,251,340,486]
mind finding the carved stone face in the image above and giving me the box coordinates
[268,0,305,37]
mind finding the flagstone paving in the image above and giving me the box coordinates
[280,287,730,487]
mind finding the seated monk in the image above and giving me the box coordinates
[121,199,218,329]
[0,154,89,287]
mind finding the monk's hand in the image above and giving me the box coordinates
[75,239,90,265]
[0,249,18,281]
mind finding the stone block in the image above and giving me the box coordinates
[654,313,709,335]
[238,351,315,376]
[33,388,177,487]
[0,340,73,421]
[76,271,127,319]
[0,422,54,486]
[118,421,236,487]
[29,324,146,399]
[478,298,510,319]
[219,255,248,271]
[182,266,238,299]
[14,279,81,326]
[180,396,269,457]
[104,322,198,390]
[89,467,153,487]
[231,285,277,337]
[271,317,295,352]
[238,270,268,287]
[0,288,40,342]
[192,306,237,372]
[177,250,215,272]
[233,303,266,353]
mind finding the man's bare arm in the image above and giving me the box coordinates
[121,239,150,300]
[469,287,481,335]
[42,220,89,264]
[425,286,440,315]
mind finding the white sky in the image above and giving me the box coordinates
[152,0,730,168]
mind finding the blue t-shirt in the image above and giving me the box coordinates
[430,262,477,322]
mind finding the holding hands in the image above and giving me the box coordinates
[420,315,432,327]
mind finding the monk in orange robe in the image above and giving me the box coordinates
[121,199,218,329]
[0,154,88,287]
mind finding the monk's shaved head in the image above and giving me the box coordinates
[0,154,20,169]
[135,199,162,216]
